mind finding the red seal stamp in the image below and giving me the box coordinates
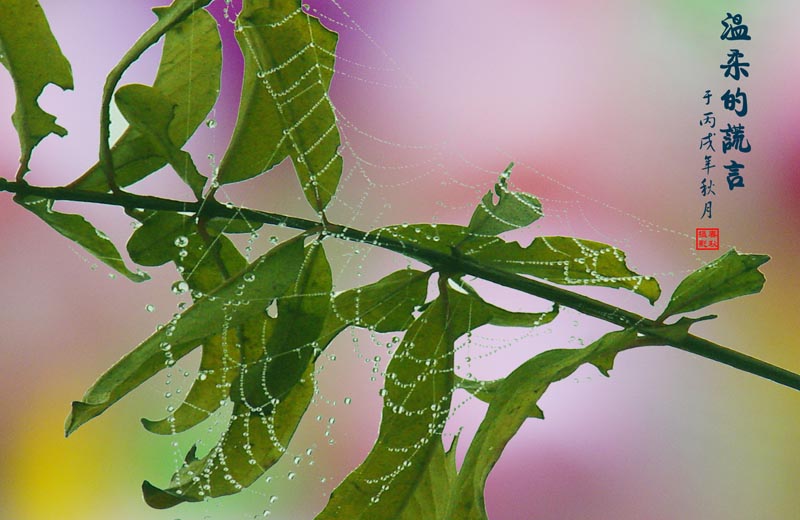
[696,228,720,250]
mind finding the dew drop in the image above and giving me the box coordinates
[244,272,256,283]
[287,472,296,480]
[206,119,217,129]
[174,236,189,248]
[145,304,155,312]
[343,397,352,405]
[269,236,279,244]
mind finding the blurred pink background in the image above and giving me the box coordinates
[1,1,798,519]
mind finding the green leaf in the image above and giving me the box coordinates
[0,0,73,176]
[14,195,148,282]
[218,0,343,212]
[316,294,457,520]
[448,329,640,519]
[375,223,661,303]
[142,330,241,435]
[658,249,770,321]
[329,269,431,333]
[470,236,661,304]
[65,235,305,437]
[398,437,459,520]
[142,316,315,507]
[317,285,550,519]
[466,163,543,236]
[70,6,220,192]
[114,84,206,198]
[235,241,332,411]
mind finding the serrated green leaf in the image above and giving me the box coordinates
[114,84,206,197]
[218,0,342,211]
[65,235,305,437]
[398,437,459,520]
[448,329,640,519]
[142,314,315,507]
[659,249,769,321]
[467,164,543,236]
[376,223,660,303]
[14,195,148,282]
[0,0,73,176]
[70,5,220,192]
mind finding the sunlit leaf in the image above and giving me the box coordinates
[114,84,206,197]
[449,329,640,519]
[65,235,305,437]
[14,195,148,282]
[0,0,73,176]
[467,163,543,236]
[218,0,342,212]
[659,249,769,321]
[70,6,220,192]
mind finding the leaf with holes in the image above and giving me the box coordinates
[467,163,543,237]
[218,0,342,211]
[375,223,660,304]
[70,6,220,193]
[0,0,73,176]
[65,235,305,437]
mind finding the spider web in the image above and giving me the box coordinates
[52,1,756,519]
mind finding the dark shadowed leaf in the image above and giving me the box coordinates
[114,84,206,197]
[658,249,769,321]
[398,437,459,520]
[218,0,342,211]
[0,0,73,176]
[70,5,220,192]
[448,329,639,519]
[65,235,305,437]
[467,164,542,236]
[14,195,148,282]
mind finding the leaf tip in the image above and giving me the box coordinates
[142,480,192,509]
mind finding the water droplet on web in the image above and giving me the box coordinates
[270,236,279,244]
[343,397,352,405]
[172,281,189,294]
[206,119,217,129]
[244,272,256,283]
[293,455,302,464]
[145,304,155,312]
[174,236,189,248]
[287,472,296,480]
[269,495,278,504]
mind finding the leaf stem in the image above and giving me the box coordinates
[2,178,799,392]
[96,0,213,194]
